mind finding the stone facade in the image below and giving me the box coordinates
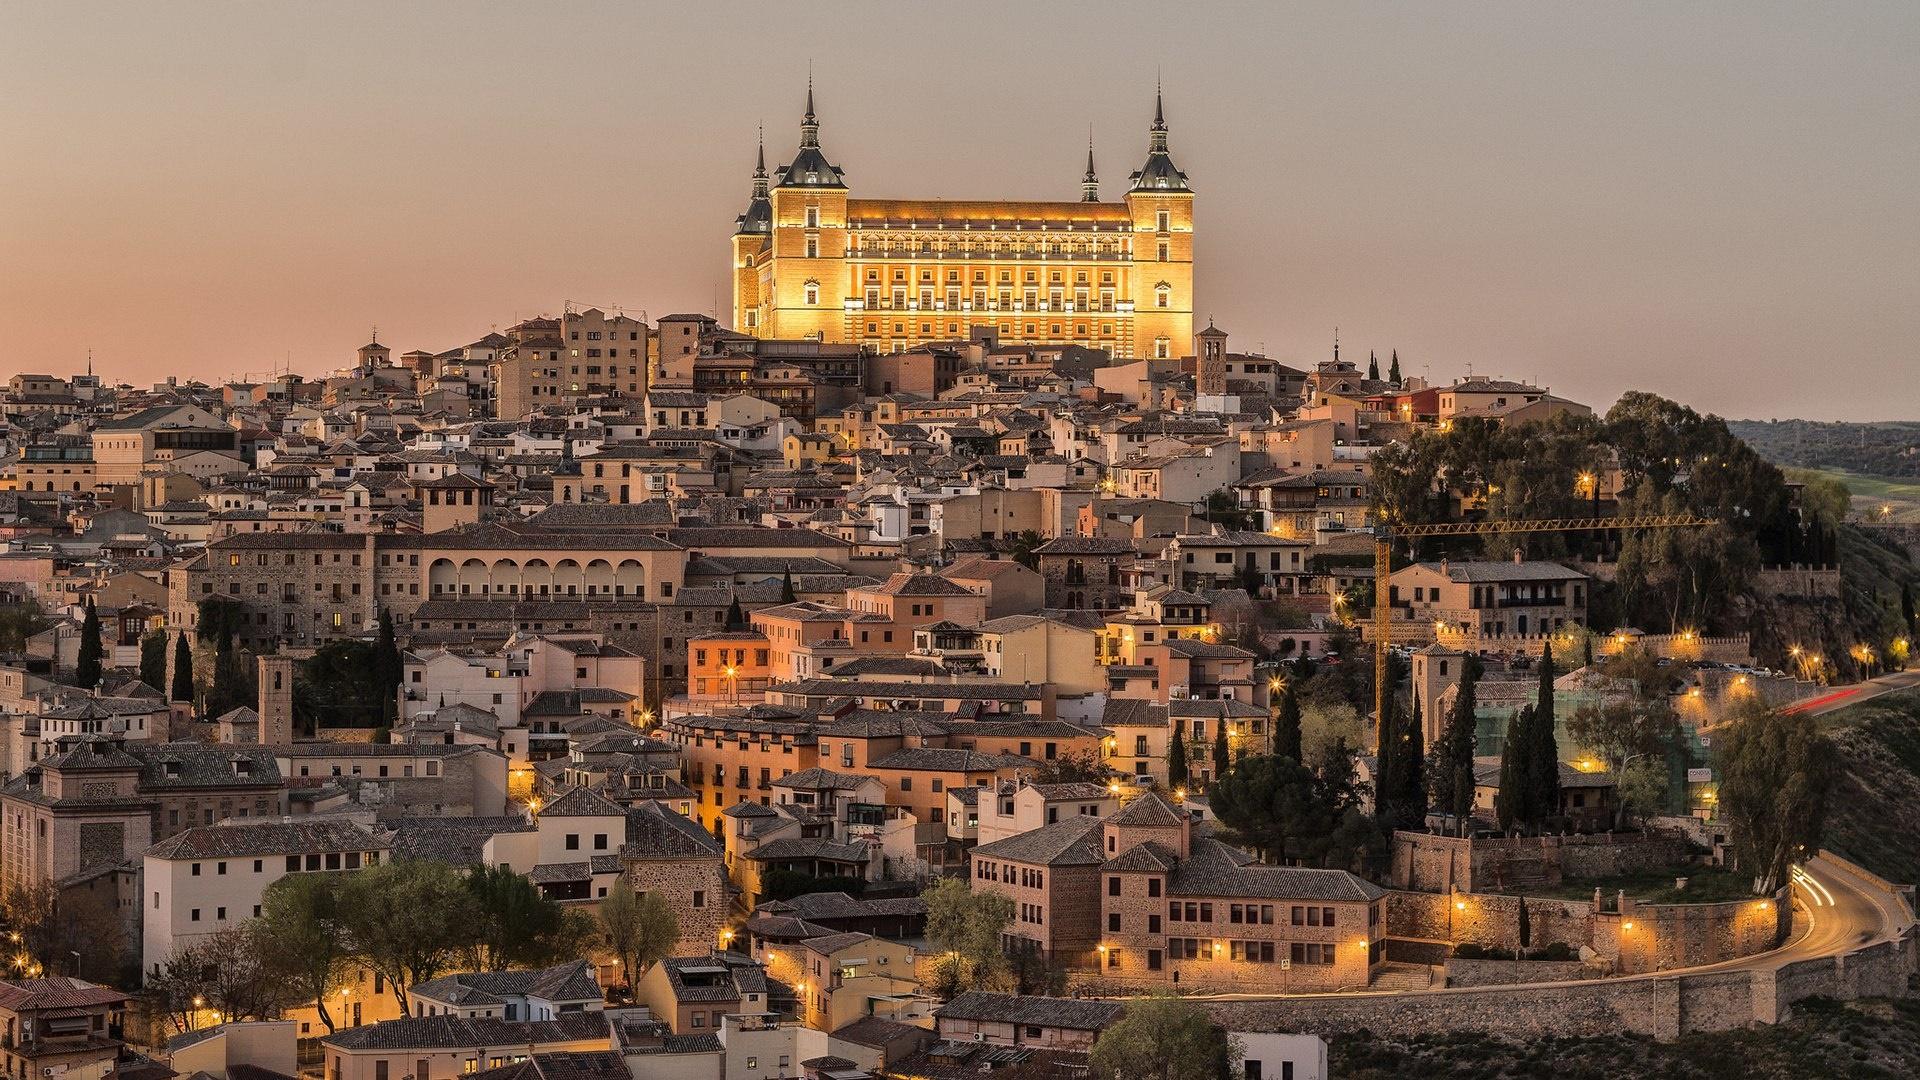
[624,853,728,957]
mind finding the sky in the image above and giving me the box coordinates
[2,1,1916,421]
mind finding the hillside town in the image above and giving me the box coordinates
[0,87,1916,1080]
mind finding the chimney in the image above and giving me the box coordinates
[1513,548,1524,565]
[1439,558,1449,578]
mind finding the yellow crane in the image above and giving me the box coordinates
[1368,514,1721,723]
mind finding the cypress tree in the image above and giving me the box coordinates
[1275,678,1303,762]
[1167,727,1189,786]
[170,631,194,703]
[140,629,168,692]
[1388,349,1402,385]
[75,598,103,690]
[1494,707,1530,834]
[779,564,796,604]
[1904,581,1918,639]
[724,595,746,631]
[1434,658,1480,835]
[1374,696,1402,824]
[1397,693,1427,829]
[376,608,402,724]
[1211,718,1229,782]
[1526,644,1562,830]
[1367,350,1380,381]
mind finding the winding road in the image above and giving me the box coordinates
[1175,855,1912,1003]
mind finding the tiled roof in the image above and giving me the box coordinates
[388,816,535,863]
[469,1051,634,1080]
[623,800,723,858]
[1412,559,1587,584]
[867,748,1033,773]
[537,786,626,818]
[0,976,128,1012]
[146,818,387,861]
[744,837,872,863]
[411,961,601,1008]
[798,931,874,956]
[1168,837,1385,903]
[970,816,1105,867]
[1108,790,1185,827]
[937,991,1122,1031]
[769,767,871,791]
[321,1013,610,1051]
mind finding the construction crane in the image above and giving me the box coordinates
[1368,514,1721,724]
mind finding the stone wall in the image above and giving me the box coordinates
[1387,885,1788,976]
[1444,958,1597,987]
[1388,890,1591,953]
[1390,830,1692,893]
[1597,891,1788,975]
[1752,565,1842,600]
[1203,850,1913,1041]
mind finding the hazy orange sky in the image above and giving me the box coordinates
[3,2,1916,420]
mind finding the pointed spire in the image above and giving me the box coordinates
[802,62,817,145]
[1081,126,1099,202]
[1129,76,1186,191]
[1333,327,1340,363]
[1150,76,1169,153]
[754,124,766,179]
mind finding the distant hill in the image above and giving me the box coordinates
[1728,419,1920,479]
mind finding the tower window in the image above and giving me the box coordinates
[805,282,819,305]
[1158,241,1170,261]
[1157,210,1170,232]
[805,206,819,228]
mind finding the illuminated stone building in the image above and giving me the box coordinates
[733,83,1194,360]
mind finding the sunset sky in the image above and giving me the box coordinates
[2,1,1915,420]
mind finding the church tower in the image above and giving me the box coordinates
[1124,84,1195,360]
[763,78,849,342]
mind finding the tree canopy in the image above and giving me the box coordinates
[923,877,1015,997]
[1717,701,1836,894]
[1088,996,1240,1080]
[598,877,680,991]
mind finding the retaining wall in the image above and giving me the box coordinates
[1444,958,1597,987]
[1390,830,1691,893]
[1208,851,1912,1041]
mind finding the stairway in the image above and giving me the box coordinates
[1368,962,1436,991]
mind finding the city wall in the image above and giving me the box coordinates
[1390,829,1691,893]
[1209,851,1913,1041]
[1386,885,1787,976]
[1443,957,1599,987]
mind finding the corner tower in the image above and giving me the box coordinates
[1124,84,1195,359]
[731,131,773,334]
[763,78,849,342]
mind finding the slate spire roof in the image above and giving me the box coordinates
[1130,81,1190,193]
